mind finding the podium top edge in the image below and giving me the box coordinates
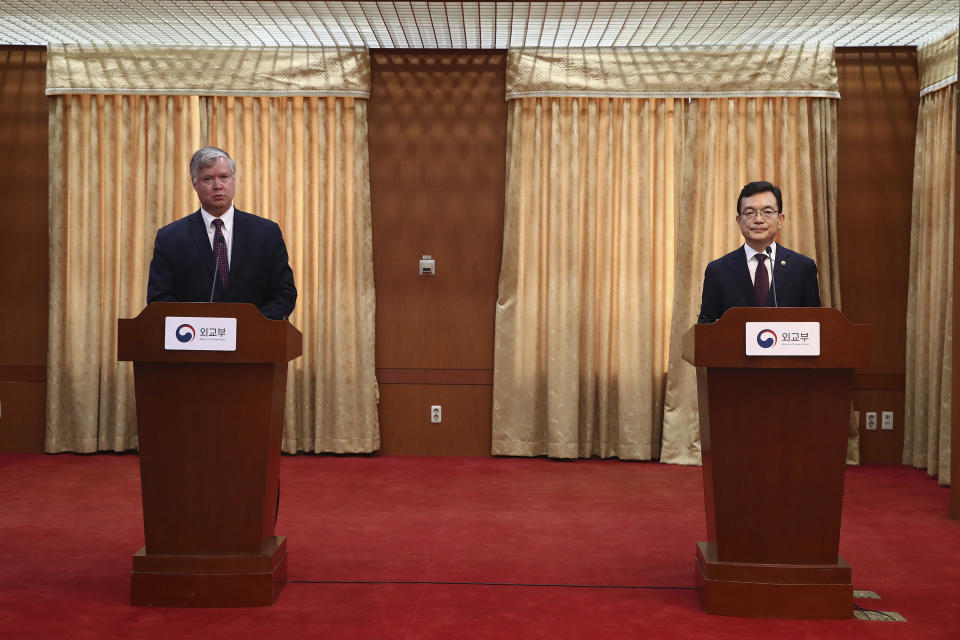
[117,303,303,363]
[683,307,871,368]
[123,302,273,321]
[710,307,867,327]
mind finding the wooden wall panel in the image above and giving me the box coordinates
[0,46,48,452]
[853,388,906,465]
[836,47,919,464]
[0,46,47,365]
[369,51,506,455]
[0,381,46,452]
[369,51,506,370]
[377,384,492,456]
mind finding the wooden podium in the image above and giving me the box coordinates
[118,303,302,607]
[682,307,870,619]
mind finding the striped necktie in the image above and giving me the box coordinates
[212,218,229,288]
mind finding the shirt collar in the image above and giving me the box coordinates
[201,205,235,233]
[744,242,777,263]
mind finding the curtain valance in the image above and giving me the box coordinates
[919,31,958,97]
[506,47,839,100]
[46,44,370,97]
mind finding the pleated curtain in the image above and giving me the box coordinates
[45,45,379,454]
[495,47,842,462]
[904,31,957,485]
[494,95,682,458]
[662,93,842,464]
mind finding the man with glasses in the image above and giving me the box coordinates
[697,181,821,323]
[146,146,297,320]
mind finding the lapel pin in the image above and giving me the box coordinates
[780,260,786,266]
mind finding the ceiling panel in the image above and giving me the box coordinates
[0,1,955,48]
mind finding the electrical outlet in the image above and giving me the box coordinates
[430,405,441,424]
[881,411,894,430]
[865,412,877,431]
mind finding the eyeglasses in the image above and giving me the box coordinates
[739,208,780,220]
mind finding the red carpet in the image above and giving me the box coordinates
[0,454,957,639]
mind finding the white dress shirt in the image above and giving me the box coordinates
[743,242,777,286]
[201,205,234,268]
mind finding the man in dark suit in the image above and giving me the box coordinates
[147,146,297,320]
[698,181,821,323]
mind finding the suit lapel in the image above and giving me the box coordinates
[187,211,217,279]
[772,246,796,298]
[229,210,248,292]
[727,248,758,306]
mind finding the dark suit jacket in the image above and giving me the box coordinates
[698,244,821,323]
[147,209,297,320]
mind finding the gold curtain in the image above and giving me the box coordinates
[498,47,841,461]
[47,94,201,451]
[204,96,379,453]
[661,96,841,464]
[45,48,378,454]
[493,96,682,458]
[904,31,957,485]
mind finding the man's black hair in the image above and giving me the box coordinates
[737,181,782,214]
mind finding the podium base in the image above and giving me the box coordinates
[695,542,852,619]
[131,536,287,607]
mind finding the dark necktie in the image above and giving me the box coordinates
[212,218,229,288]
[755,253,769,306]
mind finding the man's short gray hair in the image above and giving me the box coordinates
[190,146,236,183]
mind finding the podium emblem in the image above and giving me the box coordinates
[164,316,237,351]
[745,321,820,356]
[175,324,195,343]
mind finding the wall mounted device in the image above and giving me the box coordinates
[881,411,894,431]
[419,255,435,276]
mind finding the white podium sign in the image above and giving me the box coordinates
[745,321,820,356]
[164,316,237,351]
